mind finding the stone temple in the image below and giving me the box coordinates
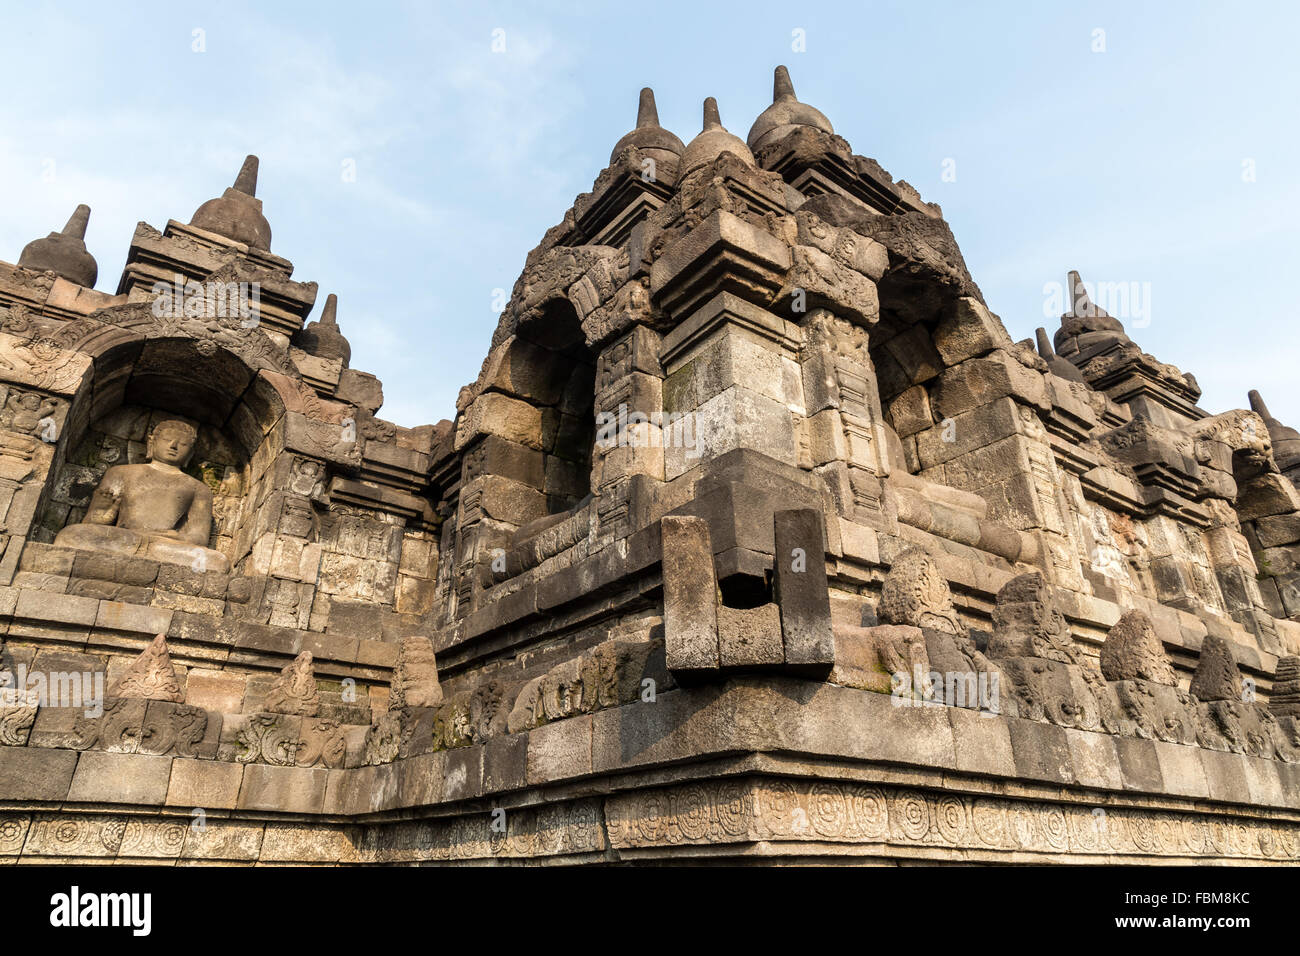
[2,67,1300,865]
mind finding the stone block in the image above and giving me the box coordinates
[1006,718,1073,784]
[772,507,835,671]
[717,603,783,667]
[0,747,79,801]
[526,715,593,784]
[67,751,173,804]
[238,764,328,814]
[1151,741,1209,799]
[948,706,1016,776]
[95,600,173,634]
[1064,728,1122,791]
[14,587,98,626]
[455,392,544,452]
[484,732,529,794]
[165,757,244,810]
[660,515,719,672]
[932,296,1012,366]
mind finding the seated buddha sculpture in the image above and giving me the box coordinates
[54,419,230,573]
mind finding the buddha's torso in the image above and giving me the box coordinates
[101,463,203,533]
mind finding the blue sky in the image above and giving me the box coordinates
[2,0,1297,428]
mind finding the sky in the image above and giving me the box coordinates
[2,0,1297,429]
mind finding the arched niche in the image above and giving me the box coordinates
[31,336,292,572]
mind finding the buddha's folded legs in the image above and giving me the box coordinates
[53,523,230,574]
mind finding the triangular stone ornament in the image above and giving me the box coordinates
[265,650,320,716]
[1188,635,1242,702]
[110,634,184,702]
[1099,610,1177,685]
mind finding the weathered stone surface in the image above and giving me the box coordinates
[1099,610,1176,685]
[1189,635,1242,702]
[878,547,960,633]
[660,515,719,672]
[772,507,834,670]
[264,651,320,716]
[389,636,443,710]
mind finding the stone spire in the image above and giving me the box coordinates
[17,204,98,288]
[1188,634,1242,702]
[109,634,184,702]
[189,154,273,251]
[265,651,321,716]
[295,293,352,367]
[608,87,685,172]
[1249,390,1300,474]
[1035,326,1086,383]
[678,97,755,180]
[747,65,834,151]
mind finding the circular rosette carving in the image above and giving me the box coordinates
[756,779,802,838]
[672,785,713,842]
[972,799,1007,848]
[714,782,752,838]
[1068,807,1108,853]
[632,790,672,845]
[935,796,969,845]
[1041,807,1069,851]
[847,786,889,840]
[0,818,28,854]
[809,784,849,839]
[890,791,931,843]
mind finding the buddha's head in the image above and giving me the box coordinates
[147,419,198,467]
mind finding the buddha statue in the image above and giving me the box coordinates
[54,419,230,573]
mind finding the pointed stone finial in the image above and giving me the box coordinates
[636,87,659,128]
[748,64,834,151]
[17,205,98,287]
[62,204,91,239]
[110,634,184,702]
[190,155,272,250]
[1099,610,1177,685]
[265,651,321,716]
[232,154,258,197]
[1037,326,1086,383]
[1188,635,1243,702]
[1248,389,1300,473]
[1036,327,1056,359]
[390,636,444,710]
[703,96,722,130]
[679,97,756,178]
[774,64,796,101]
[1270,656,1300,717]
[608,86,685,171]
[295,292,351,367]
